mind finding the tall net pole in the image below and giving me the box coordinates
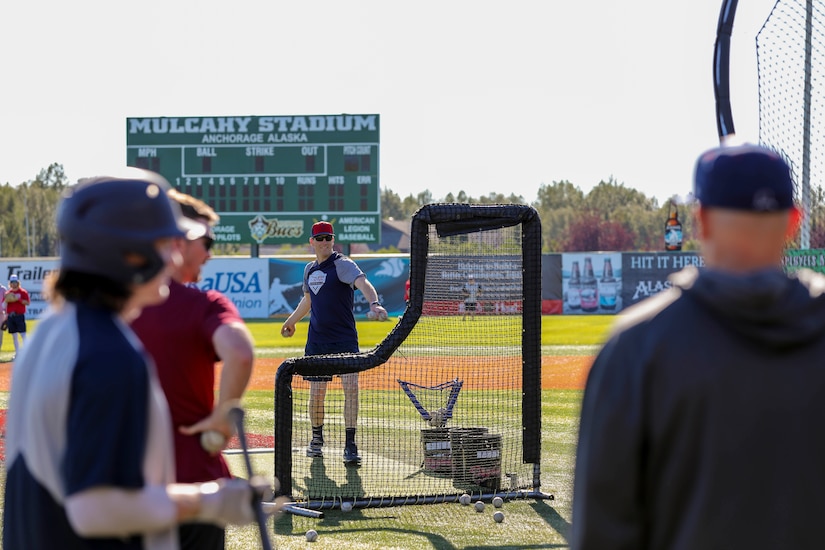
[802,0,814,249]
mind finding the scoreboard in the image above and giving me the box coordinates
[126,114,380,246]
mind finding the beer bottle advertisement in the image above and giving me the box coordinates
[665,201,683,251]
[580,256,599,312]
[563,253,623,314]
[599,257,618,309]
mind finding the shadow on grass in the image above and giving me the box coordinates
[272,498,572,550]
[531,498,571,541]
[462,499,571,549]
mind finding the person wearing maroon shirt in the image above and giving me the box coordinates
[132,190,255,550]
[5,274,30,358]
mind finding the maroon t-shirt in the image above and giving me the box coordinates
[132,280,242,482]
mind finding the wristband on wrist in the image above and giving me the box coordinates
[371,301,381,307]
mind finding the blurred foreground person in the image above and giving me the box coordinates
[3,170,264,550]
[572,144,825,550]
[132,190,256,550]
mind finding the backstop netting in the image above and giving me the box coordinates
[274,203,545,510]
[757,0,825,248]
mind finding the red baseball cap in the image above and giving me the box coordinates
[312,221,334,237]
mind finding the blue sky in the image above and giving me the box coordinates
[0,0,777,204]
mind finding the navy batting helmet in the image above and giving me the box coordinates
[57,168,206,285]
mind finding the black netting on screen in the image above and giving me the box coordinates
[757,0,825,248]
[274,204,543,508]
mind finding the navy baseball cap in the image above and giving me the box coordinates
[9,275,18,282]
[312,221,334,236]
[694,144,794,212]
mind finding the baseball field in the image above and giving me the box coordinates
[0,315,615,549]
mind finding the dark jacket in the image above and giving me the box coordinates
[573,266,825,550]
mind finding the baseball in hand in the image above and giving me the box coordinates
[200,430,226,453]
[368,309,388,321]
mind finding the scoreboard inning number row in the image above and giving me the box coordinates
[126,114,380,245]
[130,143,375,213]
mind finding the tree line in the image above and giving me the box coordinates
[383,178,825,252]
[4,164,823,257]
[0,164,66,258]
[381,177,698,253]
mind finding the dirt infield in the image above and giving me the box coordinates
[0,356,593,393]
[237,356,593,392]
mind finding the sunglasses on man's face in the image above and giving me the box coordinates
[313,235,333,242]
[202,237,215,251]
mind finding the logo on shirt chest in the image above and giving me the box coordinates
[308,271,327,295]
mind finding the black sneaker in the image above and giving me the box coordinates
[343,443,361,466]
[306,438,324,458]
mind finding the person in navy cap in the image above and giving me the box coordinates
[572,144,825,549]
[4,169,266,550]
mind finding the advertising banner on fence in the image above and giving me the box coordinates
[266,255,410,318]
[783,249,825,274]
[16,250,825,322]
[561,252,622,314]
[195,258,270,318]
[620,252,704,308]
[421,255,524,316]
[0,260,60,320]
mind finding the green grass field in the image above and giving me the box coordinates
[0,315,616,549]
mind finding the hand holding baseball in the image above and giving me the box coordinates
[368,304,389,321]
[200,430,227,454]
[180,400,240,454]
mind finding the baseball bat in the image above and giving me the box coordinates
[228,406,274,550]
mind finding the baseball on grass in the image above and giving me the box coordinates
[341,501,353,512]
[474,500,485,513]
[459,493,471,506]
[492,496,504,508]
[493,511,505,523]
[200,430,226,453]
[305,529,318,542]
